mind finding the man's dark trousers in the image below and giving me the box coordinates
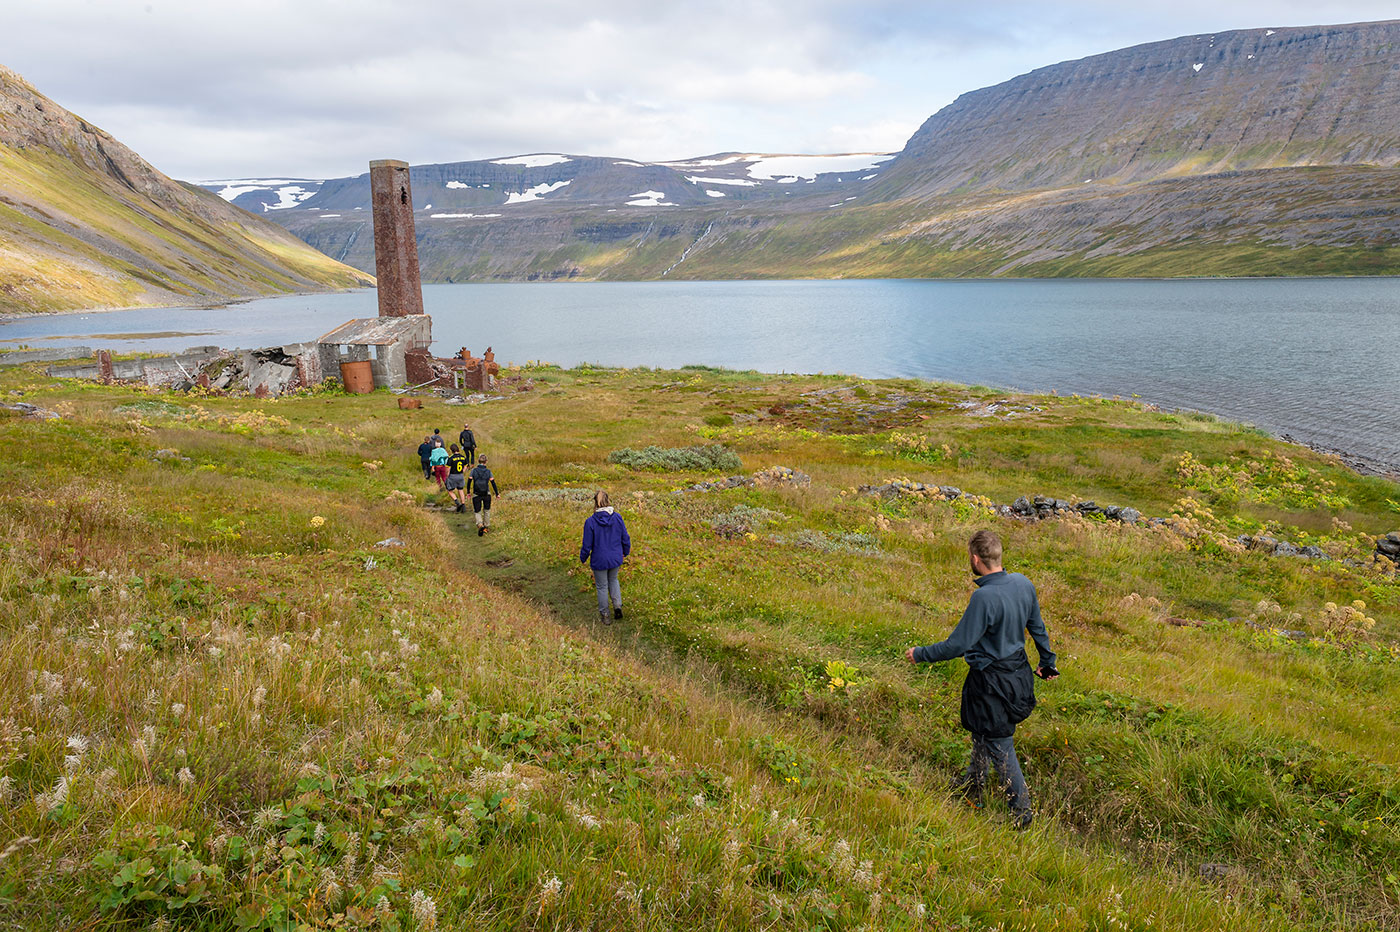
[965,734,1030,812]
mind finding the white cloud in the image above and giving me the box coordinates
[3,1,1397,179]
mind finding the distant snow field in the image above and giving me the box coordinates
[705,190,726,198]
[745,154,894,181]
[627,190,674,206]
[430,213,502,219]
[685,176,758,186]
[491,154,572,168]
[202,179,316,202]
[262,186,319,210]
[504,180,572,204]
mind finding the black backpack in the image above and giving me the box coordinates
[472,467,492,494]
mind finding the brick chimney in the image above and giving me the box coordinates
[368,159,425,318]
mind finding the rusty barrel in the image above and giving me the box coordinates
[339,360,374,393]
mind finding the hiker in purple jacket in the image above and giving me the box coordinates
[580,490,631,625]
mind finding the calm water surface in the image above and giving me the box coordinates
[4,279,1398,467]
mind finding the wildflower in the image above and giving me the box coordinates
[425,686,443,709]
[375,894,392,918]
[207,646,223,659]
[914,902,927,920]
[178,767,194,787]
[0,776,12,804]
[691,792,706,808]
[171,703,185,717]
[310,516,326,528]
[852,859,875,889]
[410,889,438,929]
[251,686,267,707]
[313,822,327,847]
[539,873,563,909]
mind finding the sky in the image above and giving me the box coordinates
[2,1,1397,181]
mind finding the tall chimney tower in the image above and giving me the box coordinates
[368,159,425,318]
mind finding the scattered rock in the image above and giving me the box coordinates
[1199,863,1232,880]
[1,402,61,420]
[374,537,406,548]
[151,449,191,463]
[1376,532,1400,559]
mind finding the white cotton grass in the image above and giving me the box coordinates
[538,872,563,909]
[410,889,437,929]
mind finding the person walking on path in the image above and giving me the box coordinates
[905,529,1058,829]
[428,441,450,491]
[445,443,469,512]
[580,490,631,625]
[416,435,434,481]
[459,423,477,465]
[468,456,500,536]
[430,428,445,449]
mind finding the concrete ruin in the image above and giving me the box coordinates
[317,316,432,389]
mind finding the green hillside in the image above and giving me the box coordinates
[1,360,1397,929]
[0,66,372,315]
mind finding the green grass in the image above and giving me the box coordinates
[1,362,1397,930]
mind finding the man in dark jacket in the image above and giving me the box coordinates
[416,436,433,480]
[459,423,476,464]
[580,490,631,625]
[468,457,500,536]
[905,530,1058,828]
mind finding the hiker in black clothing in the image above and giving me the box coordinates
[468,456,500,536]
[416,435,433,480]
[445,444,469,512]
[459,423,476,465]
[905,530,1058,829]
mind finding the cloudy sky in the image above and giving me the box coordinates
[3,1,1396,181]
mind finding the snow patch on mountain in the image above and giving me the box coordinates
[627,190,674,206]
[492,154,572,168]
[504,180,572,204]
[745,154,894,181]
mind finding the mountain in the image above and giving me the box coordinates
[0,66,371,315]
[238,20,1400,281]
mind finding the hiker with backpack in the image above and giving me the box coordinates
[905,529,1058,829]
[468,456,500,536]
[428,441,449,490]
[445,443,470,512]
[579,490,630,625]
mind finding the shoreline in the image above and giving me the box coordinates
[0,286,372,324]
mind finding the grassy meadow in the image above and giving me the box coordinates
[1,360,1398,931]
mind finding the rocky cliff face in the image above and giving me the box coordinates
[879,20,1400,198]
[0,66,371,314]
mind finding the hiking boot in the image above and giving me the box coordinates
[949,774,984,802]
[1012,809,1033,831]
[613,607,624,620]
[600,611,612,626]
[477,527,484,537]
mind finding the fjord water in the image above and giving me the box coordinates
[4,278,1398,467]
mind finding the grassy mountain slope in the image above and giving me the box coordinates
[0,66,372,315]
[1,360,1397,929]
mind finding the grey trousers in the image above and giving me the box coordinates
[965,733,1031,812]
[593,567,621,614]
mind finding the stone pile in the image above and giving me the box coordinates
[1377,532,1400,562]
[859,480,1143,526]
[674,466,812,495]
[1237,535,1328,560]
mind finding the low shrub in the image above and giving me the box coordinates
[607,444,741,472]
